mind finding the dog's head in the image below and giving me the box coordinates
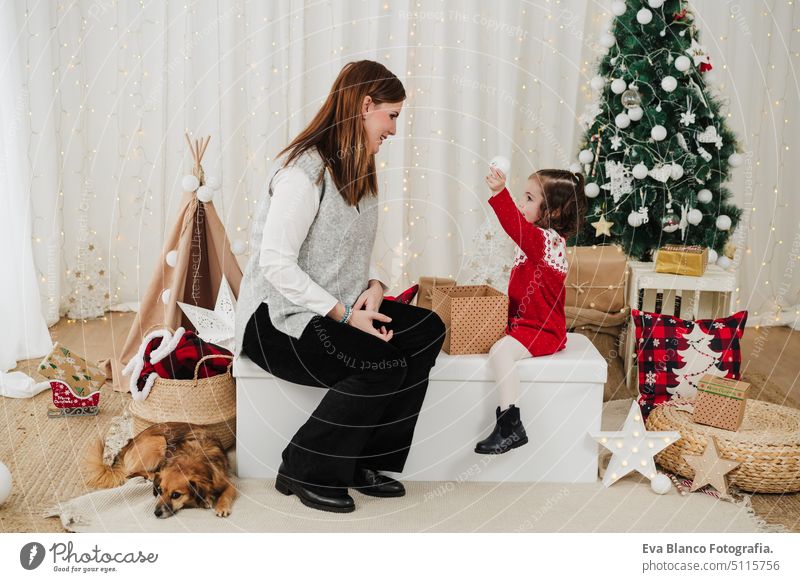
[152,461,213,519]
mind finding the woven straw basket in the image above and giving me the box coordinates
[646,398,800,493]
[129,354,236,449]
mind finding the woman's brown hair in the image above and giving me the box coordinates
[531,169,587,240]
[277,60,405,206]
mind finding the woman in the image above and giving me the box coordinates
[234,61,446,514]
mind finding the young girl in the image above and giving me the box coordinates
[475,167,586,455]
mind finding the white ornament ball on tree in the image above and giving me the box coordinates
[697,188,713,204]
[0,462,11,505]
[687,208,703,225]
[628,211,644,227]
[196,185,214,203]
[231,239,247,256]
[610,78,627,94]
[650,125,667,141]
[716,215,732,231]
[181,174,200,193]
[489,155,511,176]
[165,249,178,268]
[716,255,732,269]
[636,8,653,24]
[578,149,594,164]
[707,248,719,263]
[650,473,672,495]
[615,112,631,129]
[611,1,627,16]
[628,106,644,121]
[728,152,743,167]
[590,76,606,91]
[632,163,649,180]
[670,163,684,180]
[648,0,665,8]
[675,55,691,72]
[661,75,678,92]
[205,175,222,191]
[585,182,600,198]
[600,33,616,48]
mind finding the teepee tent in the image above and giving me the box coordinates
[101,134,243,391]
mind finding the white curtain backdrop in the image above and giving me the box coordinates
[11,0,800,330]
[1,0,53,372]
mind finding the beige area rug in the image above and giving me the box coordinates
[43,400,775,533]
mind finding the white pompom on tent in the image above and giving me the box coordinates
[101,134,243,391]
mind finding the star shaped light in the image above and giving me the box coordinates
[177,275,236,351]
[590,401,681,487]
[591,214,614,237]
[683,437,740,495]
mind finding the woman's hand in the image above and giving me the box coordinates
[485,167,506,193]
[348,309,394,342]
[353,280,385,313]
[351,281,391,341]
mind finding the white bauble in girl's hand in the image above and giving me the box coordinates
[0,462,12,505]
[707,248,718,264]
[181,175,200,193]
[489,156,511,176]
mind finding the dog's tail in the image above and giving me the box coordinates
[83,438,127,489]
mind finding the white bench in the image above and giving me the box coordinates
[233,333,606,483]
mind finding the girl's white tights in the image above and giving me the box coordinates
[487,335,532,410]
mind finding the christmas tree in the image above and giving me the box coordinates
[668,323,727,399]
[574,0,742,261]
[67,235,110,320]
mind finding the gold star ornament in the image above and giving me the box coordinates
[592,214,614,237]
[683,437,740,495]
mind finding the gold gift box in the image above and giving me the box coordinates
[655,245,709,277]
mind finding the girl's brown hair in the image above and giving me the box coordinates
[530,169,587,240]
[277,60,405,206]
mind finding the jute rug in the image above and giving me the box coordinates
[41,400,778,533]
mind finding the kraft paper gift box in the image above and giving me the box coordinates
[565,245,628,314]
[416,276,456,310]
[431,285,508,355]
[655,245,709,277]
[691,373,750,431]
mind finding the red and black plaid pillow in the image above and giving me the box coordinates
[632,309,748,418]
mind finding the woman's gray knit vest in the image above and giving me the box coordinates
[234,149,379,357]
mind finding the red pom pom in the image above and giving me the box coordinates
[699,62,713,73]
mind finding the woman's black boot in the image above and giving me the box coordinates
[474,405,529,454]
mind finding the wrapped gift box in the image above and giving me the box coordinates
[565,245,627,314]
[691,373,750,431]
[416,276,456,310]
[431,285,508,355]
[655,245,709,277]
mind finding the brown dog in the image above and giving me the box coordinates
[84,422,236,518]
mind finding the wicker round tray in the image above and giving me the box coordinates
[646,399,800,493]
[129,355,236,449]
